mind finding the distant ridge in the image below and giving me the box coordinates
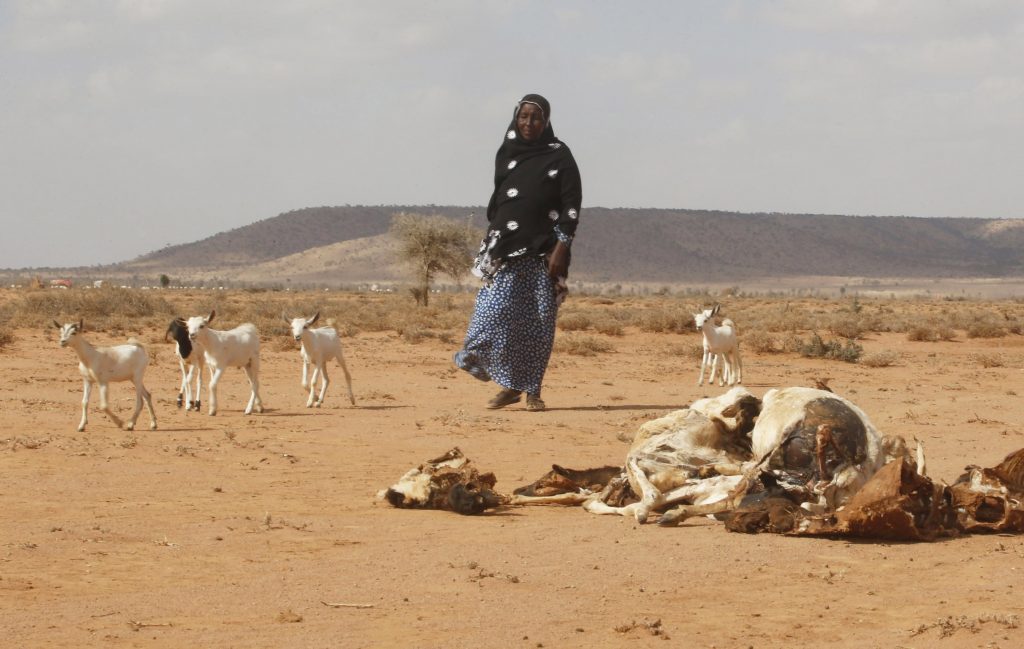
[111,205,1024,285]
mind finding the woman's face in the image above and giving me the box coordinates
[516,103,546,142]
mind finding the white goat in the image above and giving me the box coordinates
[285,312,355,407]
[54,320,157,432]
[695,304,742,387]
[185,310,263,416]
[165,318,206,411]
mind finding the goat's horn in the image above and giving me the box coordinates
[207,309,216,323]
[53,320,62,329]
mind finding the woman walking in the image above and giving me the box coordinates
[453,93,582,411]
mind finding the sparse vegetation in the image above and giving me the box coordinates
[969,353,1005,368]
[743,330,781,354]
[797,333,863,363]
[861,350,899,368]
[554,333,614,356]
[389,212,480,307]
[907,324,957,342]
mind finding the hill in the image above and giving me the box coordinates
[93,205,1024,286]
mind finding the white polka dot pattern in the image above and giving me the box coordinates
[455,256,559,395]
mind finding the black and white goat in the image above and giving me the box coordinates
[284,312,355,408]
[165,318,206,411]
[55,320,157,432]
[185,310,263,416]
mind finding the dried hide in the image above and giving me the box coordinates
[511,464,637,507]
[380,448,503,515]
[820,457,955,540]
[725,458,956,541]
[949,448,1024,533]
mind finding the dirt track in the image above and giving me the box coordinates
[3,312,1024,648]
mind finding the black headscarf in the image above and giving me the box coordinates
[475,93,582,278]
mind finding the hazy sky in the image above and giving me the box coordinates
[2,1,1022,269]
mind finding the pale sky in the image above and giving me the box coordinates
[2,1,1022,269]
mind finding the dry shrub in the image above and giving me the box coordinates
[828,315,864,340]
[398,324,454,344]
[966,321,1007,339]
[666,341,705,360]
[969,353,1005,368]
[743,330,781,354]
[271,336,297,353]
[592,318,624,336]
[861,350,899,368]
[907,325,956,342]
[558,312,592,331]
[636,308,692,334]
[0,327,13,351]
[554,333,614,356]
[797,333,862,363]
[19,287,174,331]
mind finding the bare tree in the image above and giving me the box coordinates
[390,212,480,306]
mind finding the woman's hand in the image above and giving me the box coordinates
[546,241,569,279]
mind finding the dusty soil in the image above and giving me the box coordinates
[3,305,1024,648]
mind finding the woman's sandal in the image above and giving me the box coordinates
[525,395,546,412]
[487,388,522,409]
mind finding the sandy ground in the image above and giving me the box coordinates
[3,317,1024,648]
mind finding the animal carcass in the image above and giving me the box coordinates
[379,448,503,515]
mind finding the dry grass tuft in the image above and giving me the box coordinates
[966,321,1007,339]
[554,333,614,356]
[861,350,899,368]
[797,333,863,363]
[743,330,781,354]
[907,324,957,342]
[969,353,1005,368]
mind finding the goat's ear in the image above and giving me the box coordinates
[53,320,62,329]
[207,309,216,323]
[309,311,320,326]
[282,313,292,325]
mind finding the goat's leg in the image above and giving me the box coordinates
[78,379,92,432]
[709,353,720,386]
[126,377,144,431]
[733,346,743,384]
[177,359,187,408]
[316,364,330,407]
[626,456,663,523]
[97,382,124,429]
[337,350,355,406]
[182,364,194,410]
[139,379,157,430]
[246,356,264,414]
[192,363,203,412]
[243,365,257,415]
[583,500,646,517]
[658,476,749,526]
[207,367,223,416]
[305,366,319,407]
[697,349,710,386]
[301,356,310,390]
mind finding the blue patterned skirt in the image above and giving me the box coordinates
[454,256,559,396]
